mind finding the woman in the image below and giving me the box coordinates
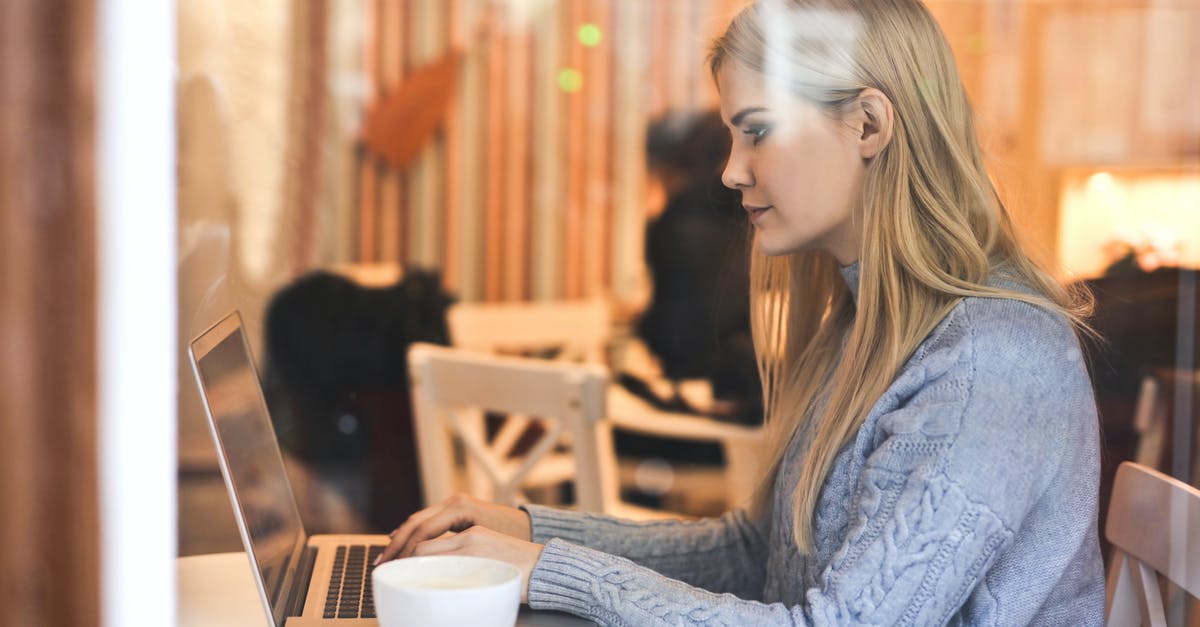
[378,0,1106,623]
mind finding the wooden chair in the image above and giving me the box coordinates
[444,299,610,507]
[446,298,612,364]
[407,342,628,515]
[408,342,767,520]
[1105,461,1200,626]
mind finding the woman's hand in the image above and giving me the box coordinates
[375,494,532,565]
[408,525,544,603]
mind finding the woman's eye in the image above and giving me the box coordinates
[744,125,770,145]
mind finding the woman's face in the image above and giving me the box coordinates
[718,62,866,263]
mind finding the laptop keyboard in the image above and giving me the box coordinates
[323,545,385,619]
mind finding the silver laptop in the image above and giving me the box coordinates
[190,311,389,626]
[189,311,592,627]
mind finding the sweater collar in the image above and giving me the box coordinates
[838,261,860,303]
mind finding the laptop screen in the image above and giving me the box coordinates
[190,315,306,618]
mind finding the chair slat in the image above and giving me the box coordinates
[1105,461,1200,626]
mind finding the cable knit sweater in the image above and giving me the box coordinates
[522,264,1106,625]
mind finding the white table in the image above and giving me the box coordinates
[177,552,594,626]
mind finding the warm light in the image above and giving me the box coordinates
[557,68,583,93]
[578,23,602,47]
[1088,171,1115,193]
[1058,170,1200,278]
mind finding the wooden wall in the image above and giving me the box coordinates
[0,0,100,625]
[343,0,1199,300]
[350,0,748,302]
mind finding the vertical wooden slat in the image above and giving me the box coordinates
[649,1,669,116]
[358,0,380,261]
[484,3,508,301]
[611,0,651,302]
[0,0,99,624]
[664,1,687,112]
[408,0,446,268]
[502,18,533,300]
[283,0,330,273]
[582,0,614,296]
[456,0,487,302]
[531,1,566,301]
[443,0,464,292]
[563,0,587,298]
[378,0,405,265]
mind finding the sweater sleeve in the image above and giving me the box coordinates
[525,302,1094,626]
[521,504,769,598]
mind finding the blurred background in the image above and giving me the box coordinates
[1,0,1197,624]
[176,0,1200,555]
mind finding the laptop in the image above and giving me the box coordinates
[190,311,594,627]
[190,311,393,626]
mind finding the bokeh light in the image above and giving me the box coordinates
[578,23,602,47]
[557,68,583,93]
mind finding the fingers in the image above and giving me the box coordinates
[410,527,475,557]
[377,507,437,565]
[376,495,476,565]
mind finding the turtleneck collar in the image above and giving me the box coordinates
[838,261,860,303]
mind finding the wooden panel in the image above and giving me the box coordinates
[408,0,446,267]
[357,0,380,261]
[502,19,534,300]
[531,1,566,301]
[563,0,587,298]
[283,0,330,272]
[454,0,487,301]
[378,0,406,264]
[483,2,507,301]
[582,0,614,296]
[0,1,100,625]
[649,1,670,115]
[442,0,464,292]
[610,0,652,301]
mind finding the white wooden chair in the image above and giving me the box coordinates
[1105,461,1200,626]
[408,342,632,515]
[409,342,766,520]
[437,299,766,515]
[446,298,612,364]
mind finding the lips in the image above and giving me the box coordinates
[744,204,772,223]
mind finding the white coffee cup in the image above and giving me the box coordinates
[371,555,521,627]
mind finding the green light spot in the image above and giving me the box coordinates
[578,23,602,47]
[558,68,583,93]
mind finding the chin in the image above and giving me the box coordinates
[755,233,809,257]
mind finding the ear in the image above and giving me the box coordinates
[852,88,894,159]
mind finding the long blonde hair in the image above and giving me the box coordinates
[710,0,1092,554]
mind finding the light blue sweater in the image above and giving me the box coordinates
[523,264,1106,625]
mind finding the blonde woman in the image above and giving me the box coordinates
[378,0,1105,623]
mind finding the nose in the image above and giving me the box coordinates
[721,147,753,190]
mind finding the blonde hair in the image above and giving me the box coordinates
[710,0,1092,554]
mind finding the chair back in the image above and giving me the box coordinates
[447,298,611,363]
[407,342,619,511]
[1105,461,1200,626]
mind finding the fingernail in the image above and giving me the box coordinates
[373,556,380,566]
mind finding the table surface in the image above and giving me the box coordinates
[177,552,594,626]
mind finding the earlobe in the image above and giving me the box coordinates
[857,89,894,159]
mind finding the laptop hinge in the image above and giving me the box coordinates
[283,545,318,618]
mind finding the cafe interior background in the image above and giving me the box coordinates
[1,0,1197,624]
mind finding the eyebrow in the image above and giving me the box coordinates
[730,107,768,127]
